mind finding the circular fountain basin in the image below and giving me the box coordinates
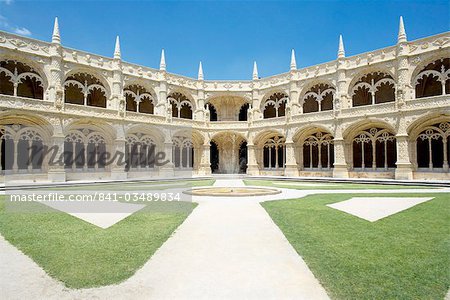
[183,187,281,197]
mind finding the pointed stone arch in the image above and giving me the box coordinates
[0,59,46,99]
[349,71,396,106]
[210,131,247,174]
[124,84,155,114]
[63,119,115,171]
[293,125,335,170]
[344,119,397,171]
[261,90,289,119]
[168,91,195,119]
[63,70,110,108]
[0,113,52,174]
[300,83,336,113]
[407,113,450,171]
[412,58,449,98]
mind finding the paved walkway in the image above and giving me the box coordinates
[2,179,450,299]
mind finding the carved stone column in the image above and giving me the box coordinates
[159,140,175,178]
[156,76,168,116]
[289,80,300,116]
[284,141,298,176]
[246,143,259,175]
[395,135,414,180]
[196,87,206,121]
[251,88,262,120]
[396,43,411,107]
[332,138,349,178]
[335,59,347,112]
[47,134,66,182]
[110,137,127,180]
[111,58,124,112]
[198,141,211,175]
[49,42,63,107]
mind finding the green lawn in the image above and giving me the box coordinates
[262,193,450,299]
[0,180,213,288]
[245,179,435,190]
[48,179,216,191]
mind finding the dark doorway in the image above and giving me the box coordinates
[207,104,218,121]
[210,141,219,173]
[239,103,249,121]
[239,141,248,173]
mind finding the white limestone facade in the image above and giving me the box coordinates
[0,17,449,182]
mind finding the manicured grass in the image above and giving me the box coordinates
[245,179,434,190]
[0,196,197,288]
[262,193,450,299]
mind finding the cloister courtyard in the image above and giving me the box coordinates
[0,176,449,299]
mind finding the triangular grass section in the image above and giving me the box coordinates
[0,196,196,289]
[262,193,449,299]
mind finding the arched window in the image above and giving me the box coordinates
[263,135,285,169]
[416,122,449,170]
[125,133,157,171]
[239,103,249,121]
[414,58,450,98]
[302,84,334,113]
[352,128,396,170]
[210,141,219,173]
[124,85,154,114]
[1,125,45,173]
[302,132,334,169]
[263,92,288,119]
[64,130,107,171]
[351,72,395,106]
[172,136,194,168]
[0,60,44,99]
[64,73,107,108]
[169,92,193,119]
[206,103,218,121]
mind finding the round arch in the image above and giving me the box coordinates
[0,55,49,90]
[63,68,112,99]
[347,67,396,95]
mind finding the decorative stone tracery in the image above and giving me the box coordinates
[302,84,335,113]
[0,60,44,99]
[124,84,154,114]
[302,132,334,170]
[125,133,158,170]
[351,72,395,106]
[414,58,450,98]
[64,73,107,108]
[262,135,285,169]
[352,128,396,170]
[263,92,288,118]
[64,129,108,171]
[416,122,449,171]
[0,124,46,173]
[168,92,193,119]
[172,136,194,168]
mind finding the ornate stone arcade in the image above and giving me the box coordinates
[210,132,246,174]
[0,17,449,182]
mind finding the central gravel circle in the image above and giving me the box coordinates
[183,187,281,197]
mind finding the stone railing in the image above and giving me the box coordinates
[340,102,396,118]
[1,93,449,128]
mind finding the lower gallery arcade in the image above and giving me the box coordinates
[0,114,449,181]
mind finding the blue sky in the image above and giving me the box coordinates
[0,0,448,80]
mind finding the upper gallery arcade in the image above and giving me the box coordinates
[0,17,449,182]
